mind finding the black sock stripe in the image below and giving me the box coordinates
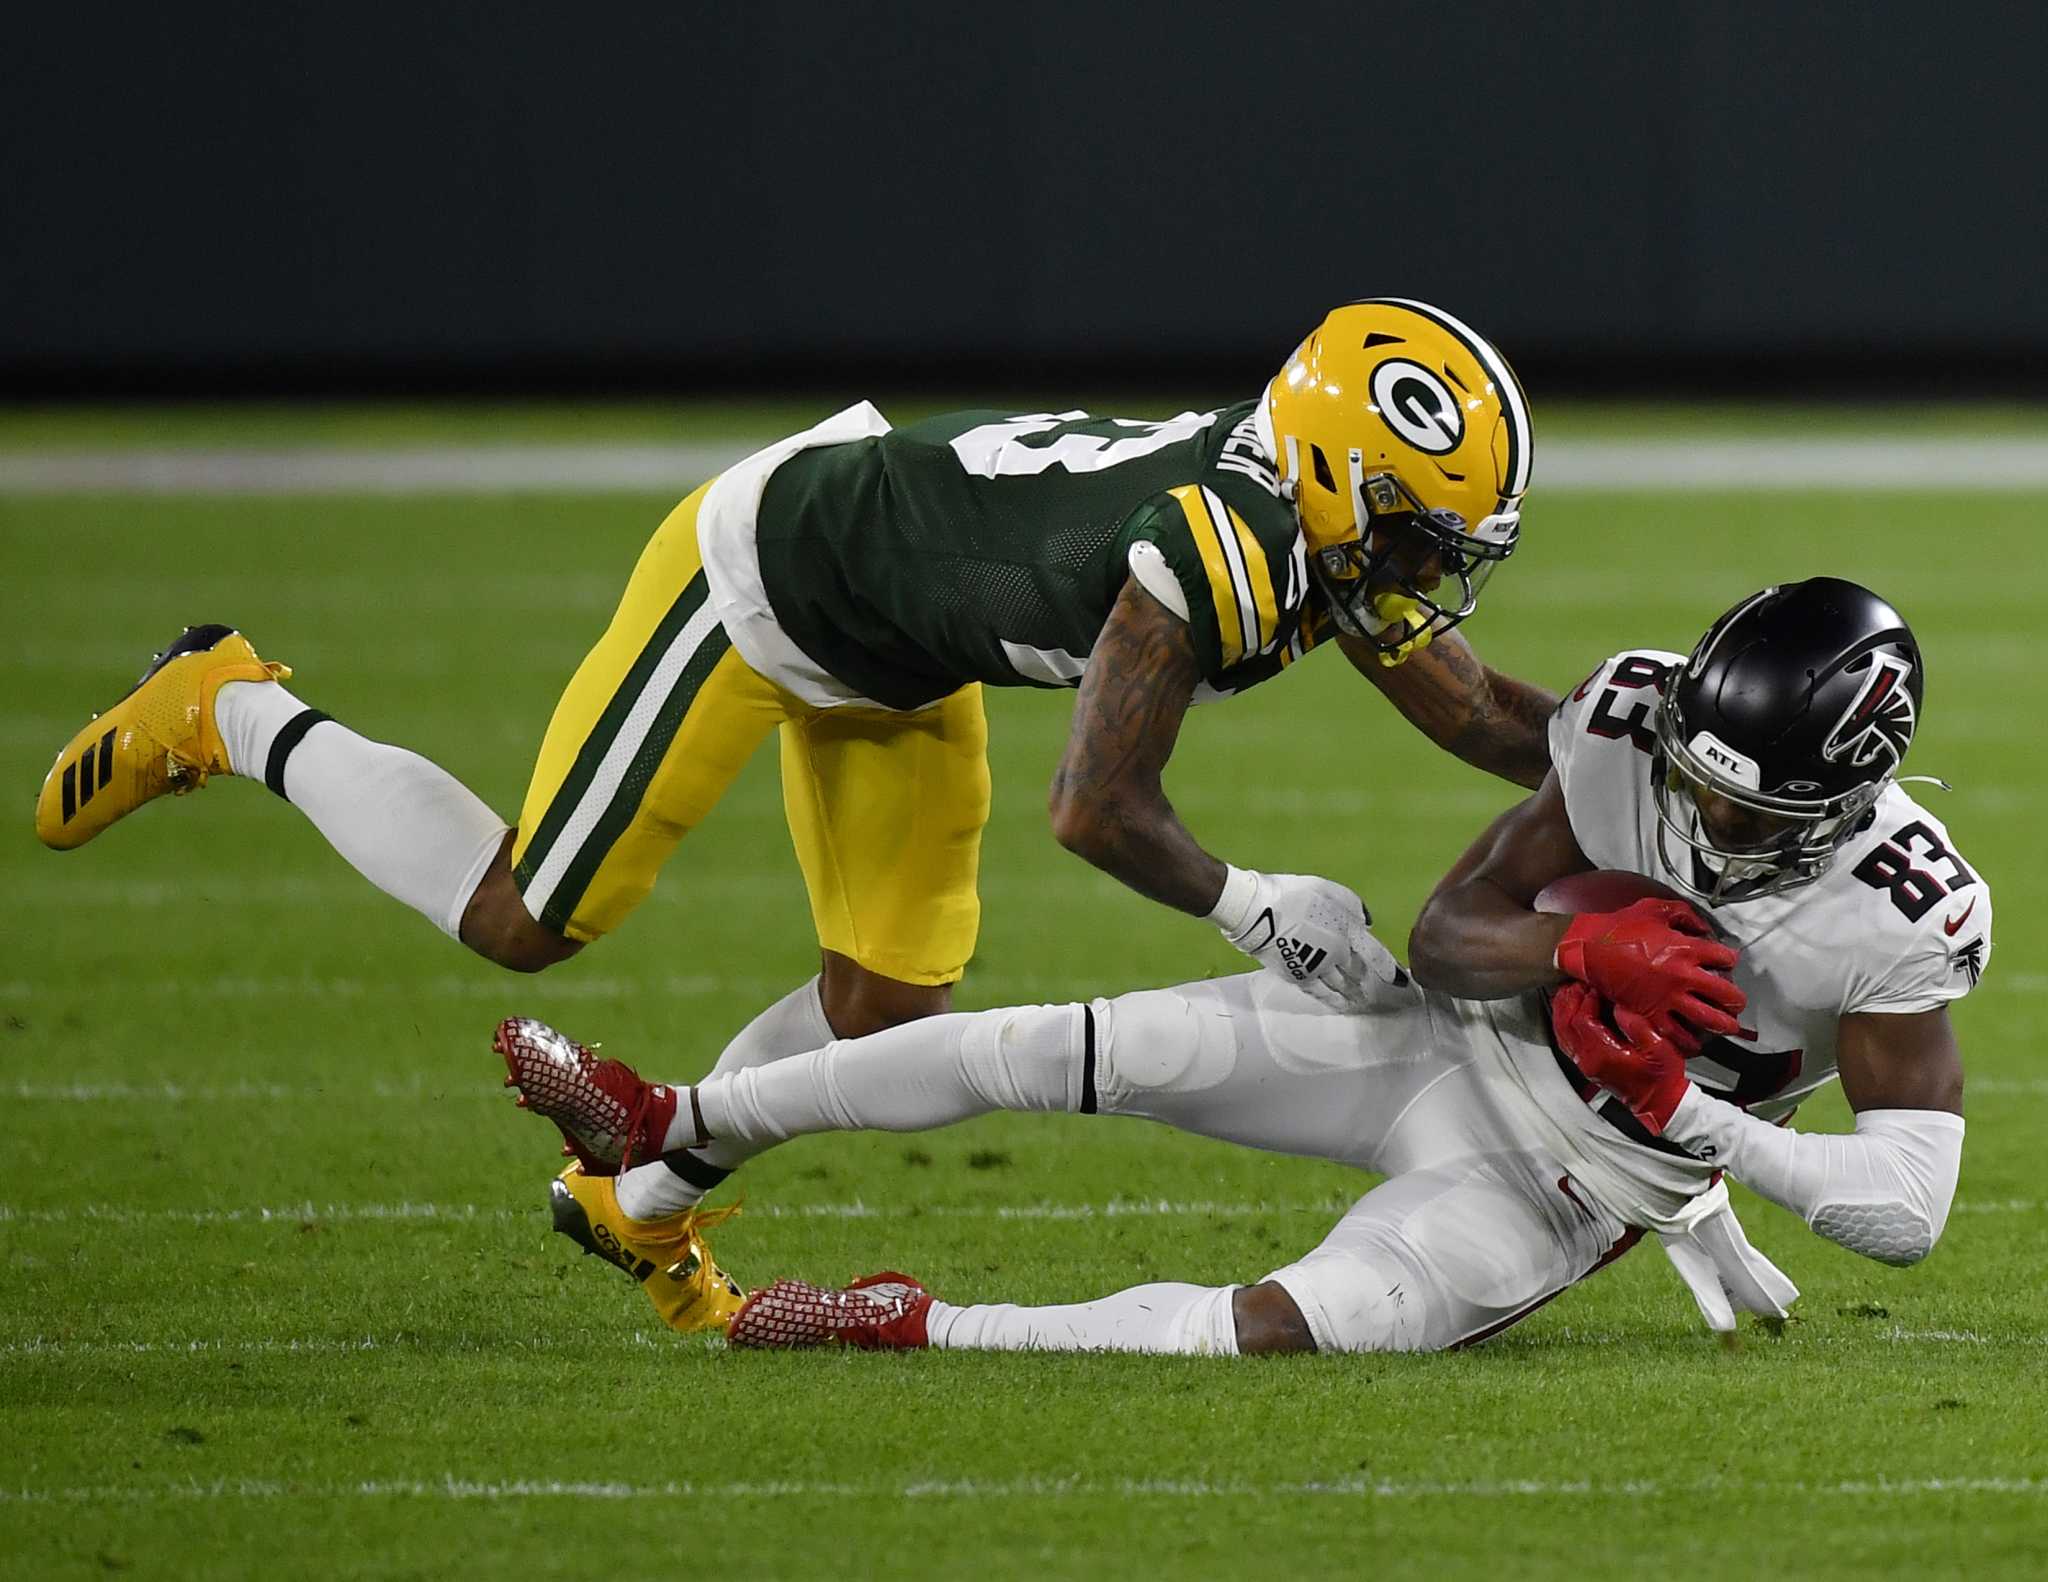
[264,709,334,801]
[1079,1005,1098,1115]
[661,1150,734,1191]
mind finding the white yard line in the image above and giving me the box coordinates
[0,443,752,496]
[0,971,1121,1004]
[0,1199,1350,1227]
[1538,437,2048,491]
[0,1473,2041,1505]
[0,972,832,1004]
[0,1201,531,1226]
[8,970,2046,1005]
[4,1327,2037,1360]
[4,435,2048,496]
[6,1079,509,1102]
[3,1196,2039,1227]
[0,1333,675,1358]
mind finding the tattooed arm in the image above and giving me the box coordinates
[1047,575,1226,915]
[1340,628,1557,790]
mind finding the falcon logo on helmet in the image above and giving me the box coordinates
[1822,652,1918,770]
[1258,299,1533,666]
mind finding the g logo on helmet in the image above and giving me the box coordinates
[1368,359,1464,456]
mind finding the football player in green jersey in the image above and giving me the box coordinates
[37,299,1550,1329]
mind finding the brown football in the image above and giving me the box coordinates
[1533,868,1687,917]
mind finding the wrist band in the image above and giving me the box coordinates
[1206,864,1258,934]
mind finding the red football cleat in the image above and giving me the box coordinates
[727,1272,933,1350]
[494,1016,678,1176]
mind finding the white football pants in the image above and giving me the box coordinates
[696,970,1638,1353]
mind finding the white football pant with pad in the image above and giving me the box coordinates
[697,970,1646,1353]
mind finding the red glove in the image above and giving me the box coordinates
[1555,898,1746,1048]
[1550,981,1691,1133]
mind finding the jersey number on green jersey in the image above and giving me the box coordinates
[948,411,1219,479]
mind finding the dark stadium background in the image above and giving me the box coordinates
[5,2,2045,400]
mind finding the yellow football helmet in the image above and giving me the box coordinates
[1263,299,1532,662]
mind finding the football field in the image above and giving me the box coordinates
[2,405,2044,1579]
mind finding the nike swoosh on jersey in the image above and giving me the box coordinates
[1944,897,1978,936]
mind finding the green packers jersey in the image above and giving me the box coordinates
[752,403,1328,711]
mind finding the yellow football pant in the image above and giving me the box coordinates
[509,483,990,986]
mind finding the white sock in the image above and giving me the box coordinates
[613,977,835,1220]
[694,1002,1086,1148]
[925,1283,1241,1355]
[668,976,835,1159]
[214,679,509,938]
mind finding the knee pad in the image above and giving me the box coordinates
[1094,987,1238,1101]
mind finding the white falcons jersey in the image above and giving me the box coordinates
[1547,649,1994,1124]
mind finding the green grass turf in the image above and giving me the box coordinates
[2,447,2045,1578]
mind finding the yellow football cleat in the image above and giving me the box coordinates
[547,1163,744,1335]
[35,624,290,851]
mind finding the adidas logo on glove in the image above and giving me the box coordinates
[1274,934,1329,981]
[1208,865,1394,1011]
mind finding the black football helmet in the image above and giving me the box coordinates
[1653,578,1924,904]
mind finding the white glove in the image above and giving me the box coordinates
[1207,865,1402,1010]
[1658,1181,1800,1335]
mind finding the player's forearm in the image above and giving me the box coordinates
[1345,632,1557,790]
[1048,783,1227,915]
[1407,876,1570,998]
[1053,576,1219,913]
[1460,668,1559,790]
[1665,1088,1964,1266]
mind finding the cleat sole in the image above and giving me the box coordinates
[547,1176,653,1282]
[547,1175,604,1257]
[494,1014,673,1177]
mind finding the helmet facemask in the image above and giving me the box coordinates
[1303,447,1519,660]
[1651,691,1888,905]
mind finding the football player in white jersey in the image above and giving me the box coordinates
[503,578,1990,1355]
